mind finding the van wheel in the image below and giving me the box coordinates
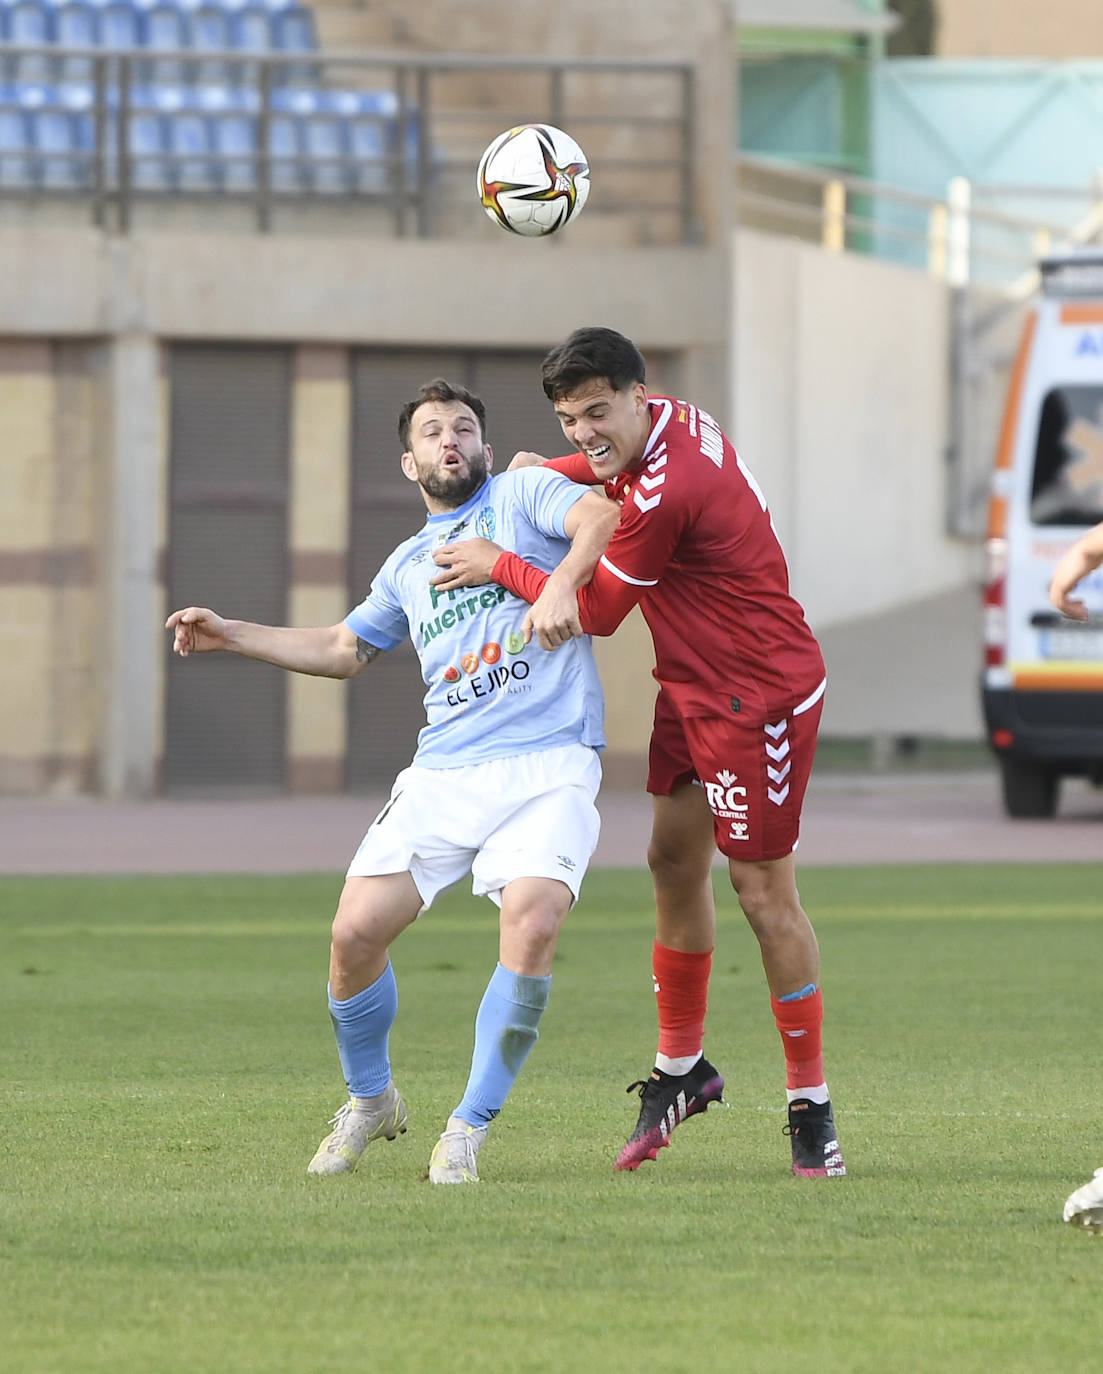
[999,757,1059,818]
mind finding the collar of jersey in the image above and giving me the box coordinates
[604,397,673,502]
[423,476,493,528]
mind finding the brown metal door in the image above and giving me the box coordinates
[164,344,291,792]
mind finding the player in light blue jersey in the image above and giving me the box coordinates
[166,378,618,1184]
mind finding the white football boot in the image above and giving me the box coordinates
[428,1116,487,1184]
[1063,1167,1103,1232]
[306,1083,407,1175]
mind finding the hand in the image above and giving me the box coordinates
[165,606,230,656]
[1051,589,1089,622]
[1049,564,1090,622]
[526,575,583,650]
[431,538,504,590]
[508,450,546,471]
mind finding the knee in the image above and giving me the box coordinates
[732,872,800,936]
[514,900,566,950]
[648,831,705,886]
[331,902,381,963]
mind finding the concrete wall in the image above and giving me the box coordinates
[935,0,1103,58]
[0,228,729,795]
[733,227,985,738]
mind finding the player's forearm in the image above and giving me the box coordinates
[1051,527,1103,603]
[555,499,621,592]
[1069,524,1103,577]
[544,452,600,484]
[223,621,359,678]
[490,551,638,637]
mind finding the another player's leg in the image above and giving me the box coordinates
[429,875,572,1184]
[307,873,421,1176]
[729,851,845,1178]
[615,782,725,1172]
[1064,1168,1103,1231]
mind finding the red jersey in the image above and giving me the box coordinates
[494,396,825,719]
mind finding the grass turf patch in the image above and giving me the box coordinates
[2,865,1102,1373]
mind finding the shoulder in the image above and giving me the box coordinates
[650,397,732,461]
[491,466,576,506]
[380,528,434,580]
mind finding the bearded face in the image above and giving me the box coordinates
[416,446,490,507]
[403,400,492,511]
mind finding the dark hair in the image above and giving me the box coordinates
[540,327,647,401]
[397,379,487,450]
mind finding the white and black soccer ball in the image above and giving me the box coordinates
[476,123,590,237]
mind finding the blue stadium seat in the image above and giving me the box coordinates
[300,106,344,193]
[168,106,214,188]
[187,5,233,84]
[127,106,169,188]
[6,0,53,82]
[141,3,187,84]
[266,108,299,191]
[6,0,52,41]
[230,4,268,50]
[33,104,87,186]
[270,3,314,85]
[271,3,311,48]
[0,105,34,186]
[97,1,141,49]
[211,106,254,190]
[345,110,387,195]
[53,3,96,80]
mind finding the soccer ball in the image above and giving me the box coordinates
[476,124,590,237]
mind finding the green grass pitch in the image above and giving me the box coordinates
[2,864,1102,1373]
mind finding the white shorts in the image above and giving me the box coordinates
[346,743,602,910]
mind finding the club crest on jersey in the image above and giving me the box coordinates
[704,768,749,832]
[474,506,496,540]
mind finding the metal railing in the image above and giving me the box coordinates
[736,151,1103,291]
[0,46,697,240]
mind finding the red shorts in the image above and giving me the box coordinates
[647,679,825,862]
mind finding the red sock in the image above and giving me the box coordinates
[770,988,824,1091]
[652,941,712,1059]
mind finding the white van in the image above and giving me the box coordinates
[982,250,1103,817]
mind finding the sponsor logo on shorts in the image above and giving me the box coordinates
[556,854,576,871]
[704,767,750,842]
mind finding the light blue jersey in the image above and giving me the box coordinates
[345,469,605,769]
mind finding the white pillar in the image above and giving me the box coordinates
[101,330,160,797]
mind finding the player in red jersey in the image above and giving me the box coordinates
[431,327,845,1178]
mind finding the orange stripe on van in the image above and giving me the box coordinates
[985,310,1037,539]
[993,311,1036,474]
[1012,667,1103,691]
[1060,304,1103,325]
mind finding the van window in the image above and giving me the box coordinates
[1030,384,1103,526]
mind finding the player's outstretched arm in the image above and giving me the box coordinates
[1049,520,1103,621]
[165,607,376,679]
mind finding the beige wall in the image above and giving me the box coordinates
[0,340,105,793]
[733,228,985,738]
[0,221,729,795]
[936,0,1103,57]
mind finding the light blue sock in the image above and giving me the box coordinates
[328,962,398,1098]
[454,962,551,1128]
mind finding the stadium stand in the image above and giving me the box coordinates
[0,0,409,196]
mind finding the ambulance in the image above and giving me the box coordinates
[982,250,1103,817]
